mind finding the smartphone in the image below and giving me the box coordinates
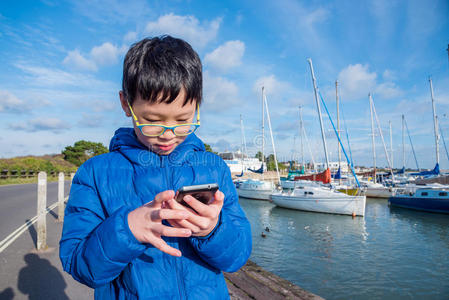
[175,183,219,207]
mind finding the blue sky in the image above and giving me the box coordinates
[0,0,448,170]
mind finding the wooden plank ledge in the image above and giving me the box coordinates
[224,260,324,300]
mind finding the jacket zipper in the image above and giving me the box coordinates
[161,155,185,299]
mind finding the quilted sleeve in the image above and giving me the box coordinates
[59,160,147,288]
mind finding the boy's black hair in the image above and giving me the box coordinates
[122,35,202,106]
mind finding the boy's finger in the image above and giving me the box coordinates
[211,191,224,204]
[151,209,189,221]
[183,195,208,215]
[171,219,201,233]
[166,198,196,214]
[153,190,175,205]
[154,223,191,238]
[208,191,224,211]
[151,238,182,257]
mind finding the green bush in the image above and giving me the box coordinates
[62,140,108,166]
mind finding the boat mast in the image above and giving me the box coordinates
[303,119,316,171]
[336,80,341,184]
[404,116,420,171]
[261,86,265,180]
[299,106,305,169]
[402,115,405,170]
[429,77,440,165]
[389,121,394,169]
[307,58,329,169]
[438,118,449,163]
[240,114,249,173]
[369,93,377,183]
[263,91,281,184]
[371,94,395,182]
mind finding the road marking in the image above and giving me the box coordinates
[0,196,68,253]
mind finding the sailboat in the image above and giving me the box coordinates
[237,87,279,200]
[360,93,396,198]
[331,80,360,196]
[410,77,441,178]
[280,106,315,190]
[271,59,366,216]
[389,77,449,212]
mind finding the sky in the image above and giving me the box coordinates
[0,0,448,170]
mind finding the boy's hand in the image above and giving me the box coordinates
[127,190,192,257]
[165,191,225,237]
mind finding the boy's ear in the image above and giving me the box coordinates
[119,91,131,117]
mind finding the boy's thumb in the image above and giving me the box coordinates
[154,190,175,204]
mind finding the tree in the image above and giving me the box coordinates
[255,151,264,162]
[62,140,108,166]
[204,143,217,154]
[266,154,287,171]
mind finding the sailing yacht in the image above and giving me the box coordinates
[271,59,366,216]
[237,87,279,200]
[360,94,395,198]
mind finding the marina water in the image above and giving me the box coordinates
[239,197,449,299]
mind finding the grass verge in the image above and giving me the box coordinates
[0,176,71,186]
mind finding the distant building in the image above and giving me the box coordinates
[219,151,264,173]
[314,161,349,173]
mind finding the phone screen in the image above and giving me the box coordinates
[175,183,219,207]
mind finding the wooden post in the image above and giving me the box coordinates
[58,172,65,222]
[37,172,47,251]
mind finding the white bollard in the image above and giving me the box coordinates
[37,171,47,251]
[70,172,75,193]
[58,172,64,222]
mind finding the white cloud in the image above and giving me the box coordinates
[375,82,403,99]
[204,40,245,72]
[144,13,221,49]
[382,69,396,81]
[90,42,125,66]
[303,7,329,28]
[63,42,127,71]
[0,90,25,113]
[78,113,104,128]
[337,64,402,101]
[253,75,293,97]
[9,117,70,133]
[16,63,116,91]
[337,64,377,100]
[91,100,116,112]
[0,90,50,114]
[203,72,239,112]
[124,31,138,43]
[63,49,97,71]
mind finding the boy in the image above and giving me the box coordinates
[59,35,252,299]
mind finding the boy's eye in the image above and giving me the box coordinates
[144,118,160,123]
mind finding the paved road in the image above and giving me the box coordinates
[0,181,71,241]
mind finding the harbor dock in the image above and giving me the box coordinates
[225,260,323,300]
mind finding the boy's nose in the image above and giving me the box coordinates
[160,128,176,139]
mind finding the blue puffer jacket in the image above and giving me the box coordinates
[59,128,252,299]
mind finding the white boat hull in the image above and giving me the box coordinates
[365,187,393,198]
[236,179,275,201]
[271,189,366,216]
[237,188,272,200]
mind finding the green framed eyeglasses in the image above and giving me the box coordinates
[127,101,200,137]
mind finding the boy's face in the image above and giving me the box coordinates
[120,89,197,155]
